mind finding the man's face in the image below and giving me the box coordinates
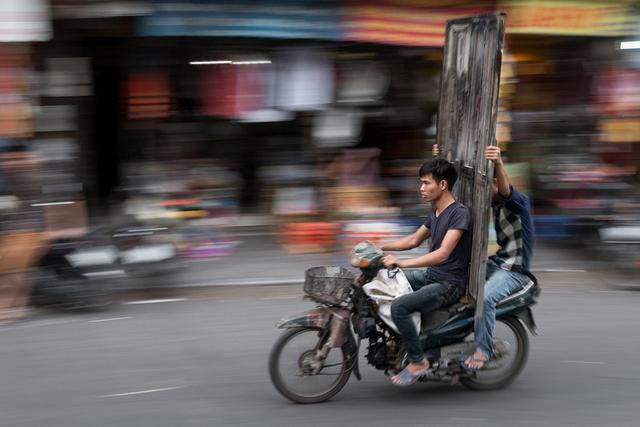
[420,174,445,202]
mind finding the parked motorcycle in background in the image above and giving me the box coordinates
[31,221,179,311]
[269,241,540,403]
[30,163,241,311]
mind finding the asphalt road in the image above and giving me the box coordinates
[1,271,640,427]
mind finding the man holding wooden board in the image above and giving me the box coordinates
[435,143,535,370]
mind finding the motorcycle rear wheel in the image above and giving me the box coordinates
[460,316,529,390]
[269,327,351,403]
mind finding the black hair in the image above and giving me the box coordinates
[419,158,458,191]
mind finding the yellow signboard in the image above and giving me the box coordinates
[500,0,637,36]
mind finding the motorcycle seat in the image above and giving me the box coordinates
[421,309,451,332]
[419,278,539,332]
[420,302,470,332]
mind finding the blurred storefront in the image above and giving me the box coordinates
[0,0,86,237]
[494,0,640,242]
[0,0,54,316]
[3,0,639,254]
[35,0,490,254]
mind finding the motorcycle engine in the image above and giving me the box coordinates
[366,333,400,371]
[353,287,378,339]
[355,315,377,339]
[366,340,389,369]
[352,283,401,371]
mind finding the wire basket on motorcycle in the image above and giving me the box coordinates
[304,266,355,306]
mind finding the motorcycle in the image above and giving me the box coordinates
[31,222,180,311]
[269,243,540,403]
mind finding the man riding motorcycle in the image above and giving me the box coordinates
[269,150,540,403]
[378,158,473,386]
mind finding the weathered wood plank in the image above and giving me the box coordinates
[436,13,504,320]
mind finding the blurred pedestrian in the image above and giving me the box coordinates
[0,141,46,324]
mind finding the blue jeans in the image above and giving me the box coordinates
[391,269,462,363]
[474,260,530,357]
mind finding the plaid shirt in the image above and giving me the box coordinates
[489,185,534,273]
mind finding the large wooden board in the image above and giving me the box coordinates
[436,13,504,318]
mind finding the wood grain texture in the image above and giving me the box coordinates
[436,13,504,317]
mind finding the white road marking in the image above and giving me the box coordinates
[31,201,75,207]
[89,317,132,323]
[128,227,168,233]
[124,298,188,305]
[99,386,185,398]
[84,270,126,278]
[260,296,299,300]
[560,360,604,365]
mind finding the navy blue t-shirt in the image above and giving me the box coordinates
[423,201,473,290]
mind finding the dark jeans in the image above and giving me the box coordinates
[390,269,462,363]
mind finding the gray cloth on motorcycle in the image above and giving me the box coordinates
[362,268,420,334]
[349,240,383,267]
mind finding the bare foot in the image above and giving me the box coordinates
[464,350,489,370]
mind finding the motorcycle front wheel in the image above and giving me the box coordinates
[269,327,351,403]
[460,316,529,390]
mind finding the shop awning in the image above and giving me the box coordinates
[134,0,640,46]
[137,0,342,40]
[342,1,494,47]
[499,0,639,37]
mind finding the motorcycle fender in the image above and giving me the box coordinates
[276,308,332,329]
[515,307,538,336]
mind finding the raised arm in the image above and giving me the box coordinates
[486,145,511,198]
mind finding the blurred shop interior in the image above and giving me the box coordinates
[1,0,640,261]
